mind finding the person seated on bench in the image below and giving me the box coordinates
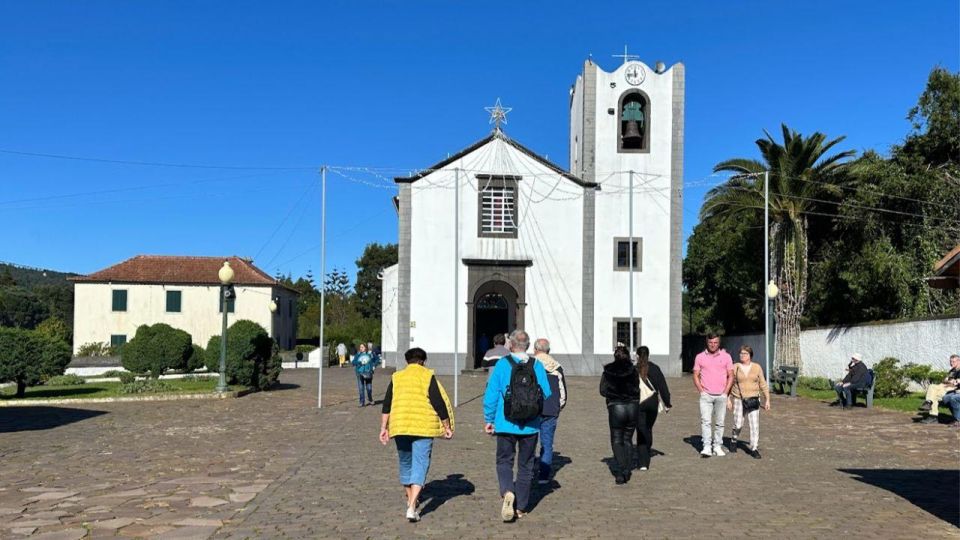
[832,353,869,410]
[919,354,960,424]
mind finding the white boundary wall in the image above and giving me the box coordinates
[720,317,958,379]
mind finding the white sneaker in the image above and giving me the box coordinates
[700,446,712,457]
[639,467,648,471]
[405,506,420,522]
[712,445,726,457]
[501,491,515,522]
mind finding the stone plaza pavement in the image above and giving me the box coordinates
[0,367,957,539]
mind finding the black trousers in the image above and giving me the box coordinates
[635,400,659,469]
[607,400,640,476]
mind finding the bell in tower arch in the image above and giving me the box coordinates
[621,99,646,149]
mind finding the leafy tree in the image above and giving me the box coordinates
[683,210,764,335]
[121,323,193,378]
[0,287,50,329]
[354,243,397,319]
[36,316,72,345]
[0,268,16,286]
[902,66,960,166]
[0,327,71,397]
[706,124,855,370]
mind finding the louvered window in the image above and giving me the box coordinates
[478,176,519,238]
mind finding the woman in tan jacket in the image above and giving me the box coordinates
[727,345,770,459]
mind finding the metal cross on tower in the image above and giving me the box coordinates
[612,44,640,65]
[484,97,512,131]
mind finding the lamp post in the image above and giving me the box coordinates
[217,261,235,393]
[766,280,779,387]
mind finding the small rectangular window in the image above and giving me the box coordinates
[166,290,182,313]
[219,294,235,313]
[613,238,642,271]
[478,175,520,238]
[613,318,641,350]
[112,289,127,312]
[110,334,127,347]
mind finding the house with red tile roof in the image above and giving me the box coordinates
[69,256,298,354]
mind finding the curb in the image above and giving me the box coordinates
[0,388,255,407]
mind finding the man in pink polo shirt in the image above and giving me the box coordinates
[693,334,734,458]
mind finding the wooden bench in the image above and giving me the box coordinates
[771,366,800,397]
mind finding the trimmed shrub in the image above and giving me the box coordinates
[118,371,136,384]
[799,376,833,391]
[99,369,126,378]
[205,320,281,390]
[872,357,909,398]
[119,379,171,394]
[121,323,192,378]
[45,374,86,386]
[0,327,72,397]
[294,344,317,354]
[185,344,206,373]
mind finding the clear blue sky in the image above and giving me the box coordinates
[1,1,957,283]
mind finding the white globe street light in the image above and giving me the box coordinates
[216,260,234,393]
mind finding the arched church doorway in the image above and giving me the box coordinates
[471,280,518,368]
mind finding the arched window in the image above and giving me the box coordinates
[618,91,650,152]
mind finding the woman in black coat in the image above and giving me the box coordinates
[599,347,640,484]
[635,346,672,470]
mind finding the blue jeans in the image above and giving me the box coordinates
[942,392,960,421]
[538,416,558,480]
[356,375,373,405]
[395,436,433,486]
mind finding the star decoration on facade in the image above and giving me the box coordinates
[485,98,512,131]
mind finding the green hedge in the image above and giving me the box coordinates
[186,344,206,373]
[0,327,72,397]
[121,323,193,378]
[205,320,281,390]
[45,374,86,386]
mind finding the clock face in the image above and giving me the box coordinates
[625,63,645,86]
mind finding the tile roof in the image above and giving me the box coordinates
[69,255,295,291]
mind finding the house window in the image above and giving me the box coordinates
[613,318,641,350]
[614,238,642,271]
[112,289,127,312]
[478,175,520,238]
[618,91,650,152]
[219,294,235,313]
[110,334,127,348]
[166,290,182,313]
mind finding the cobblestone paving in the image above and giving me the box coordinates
[1,367,957,539]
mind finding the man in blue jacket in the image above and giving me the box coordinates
[483,329,552,522]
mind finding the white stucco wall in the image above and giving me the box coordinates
[800,318,959,379]
[717,317,959,378]
[407,137,585,357]
[587,62,678,356]
[380,264,399,366]
[73,282,298,353]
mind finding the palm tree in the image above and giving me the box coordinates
[702,124,855,370]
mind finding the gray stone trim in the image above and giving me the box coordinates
[581,61,597,366]
[397,184,412,352]
[667,64,685,378]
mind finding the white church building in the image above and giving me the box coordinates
[381,57,684,376]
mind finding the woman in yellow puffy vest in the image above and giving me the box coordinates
[379,347,454,522]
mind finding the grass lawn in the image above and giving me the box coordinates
[1,378,243,401]
[795,386,924,413]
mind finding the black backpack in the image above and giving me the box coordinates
[503,356,543,423]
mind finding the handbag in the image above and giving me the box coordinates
[639,377,666,413]
[735,364,761,412]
